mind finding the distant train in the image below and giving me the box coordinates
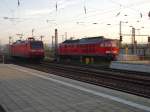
[10,37,45,60]
[58,36,119,62]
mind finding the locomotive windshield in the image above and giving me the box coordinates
[30,41,43,49]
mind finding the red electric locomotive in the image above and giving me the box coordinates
[10,37,45,60]
[58,36,119,61]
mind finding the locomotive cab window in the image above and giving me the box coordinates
[30,42,43,49]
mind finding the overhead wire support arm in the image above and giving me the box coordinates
[122,34,150,36]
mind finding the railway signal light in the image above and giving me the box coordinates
[148,11,150,18]
[148,36,150,42]
[120,36,122,42]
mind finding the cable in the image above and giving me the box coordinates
[107,0,150,18]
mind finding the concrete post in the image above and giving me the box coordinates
[132,28,136,54]
[55,29,58,57]
[119,21,122,48]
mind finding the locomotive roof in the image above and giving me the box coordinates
[12,38,42,45]
[62,36,114,44]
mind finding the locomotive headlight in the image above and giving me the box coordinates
[106,51,111,53]
[31,50,36,52]
[106,51,117,54]
[31,50,43,52]
[113,51,117,53]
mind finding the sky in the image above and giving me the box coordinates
[0,0,150,45]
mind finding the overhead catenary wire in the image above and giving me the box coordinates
[55,1,58,12]
[0,0,145,25]
[48,0,149,28]
[108,0,150,18]
[0,0,149,22]
[83,0,87,14]
[17,0,20,7]
[1,0,150,43]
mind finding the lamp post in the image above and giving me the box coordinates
[9,36,12,45]
[129,26,144,54]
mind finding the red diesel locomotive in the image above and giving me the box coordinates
[58,36,119,61]
[10,37,45,60]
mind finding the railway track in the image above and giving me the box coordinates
[45,61,150,77]
[12,61,150,98]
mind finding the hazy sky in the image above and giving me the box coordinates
[0,0,150,44]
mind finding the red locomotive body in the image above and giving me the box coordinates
[10,37,45,60]
[58,36,119,61]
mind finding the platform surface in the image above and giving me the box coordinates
[0,64,150,112]
[115,61,150,65]
[110,61,150,73]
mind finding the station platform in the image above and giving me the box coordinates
[0,64,150,112]
[110,61,150,73]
